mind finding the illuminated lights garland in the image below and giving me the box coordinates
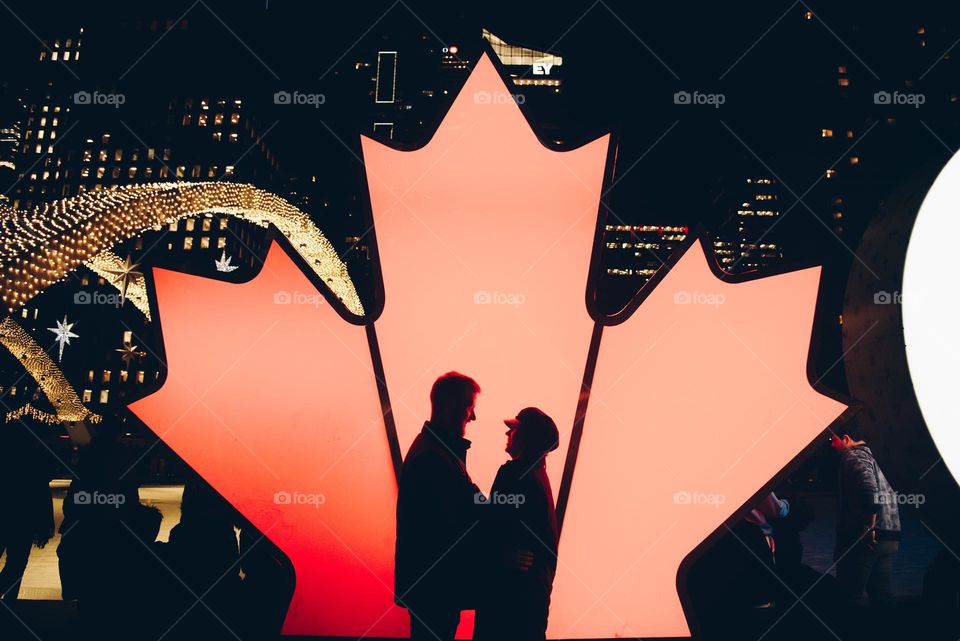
[0,182,364,316]
[0,317,102,425]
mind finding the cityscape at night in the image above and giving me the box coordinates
[0,2,959,640]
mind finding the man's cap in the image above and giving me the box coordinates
[504,407,560,453]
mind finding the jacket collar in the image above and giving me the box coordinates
[422,421,471,462]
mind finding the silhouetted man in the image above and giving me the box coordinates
[474,407,559,641]
[395,372,482,641]
[831,430,901,606]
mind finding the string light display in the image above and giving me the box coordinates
[0,181,363,316]
[0,317,102,425]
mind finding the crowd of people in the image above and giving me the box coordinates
[1,422,293,640]
[0,371,947,641]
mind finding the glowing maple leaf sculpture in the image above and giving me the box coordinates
[549,240,847,638]
[129,245,408,637]
[129,51,848,639]
[361,53,609,498]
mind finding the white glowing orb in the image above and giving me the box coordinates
[903,152,960,485]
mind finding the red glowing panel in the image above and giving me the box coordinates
[129,242,407,637]
[362,52,610,499]
[549,239,848,638]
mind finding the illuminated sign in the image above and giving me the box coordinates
[130,52,849,638]
[903,150,960,486]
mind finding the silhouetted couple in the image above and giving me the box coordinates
[395,372,559,641]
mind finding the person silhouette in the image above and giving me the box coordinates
[395,372,482,641]
[474,407,559,641]
[0,421,54,602]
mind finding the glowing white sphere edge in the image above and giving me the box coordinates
[903,151,960,485]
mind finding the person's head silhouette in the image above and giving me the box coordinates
[429,372,480,437]
[504,407,559,462]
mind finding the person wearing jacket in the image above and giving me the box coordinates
[395,372,482,641]
[474,407,560,641]
[831,430,901,606]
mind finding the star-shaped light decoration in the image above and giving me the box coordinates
[214,250,239,273]
[115,341,146,369]
[47,315,79,362]
[103,254,143,305]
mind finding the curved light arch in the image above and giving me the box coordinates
[0,181,363,316]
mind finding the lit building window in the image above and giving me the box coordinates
[99,390,109,404]
[123,330,133,343]
[202,218,212,232]
[826,169,836,178]
[230,113,240,124]
[219,218,228,230]
[821,129,833,137]
[217,236,226,249]
[228,132,238,142]
[375,51,398,103]
[200,236,210,249]
[214,114,223,125]
[183,237,193,250]
[137,371,145,384]
[82,389,92,403]
[182,114,192,126]
[198,114,208,127]
[849,156,860,165]
[185,218,195,231]
[114,149,123,161]
[102,370,111,383]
